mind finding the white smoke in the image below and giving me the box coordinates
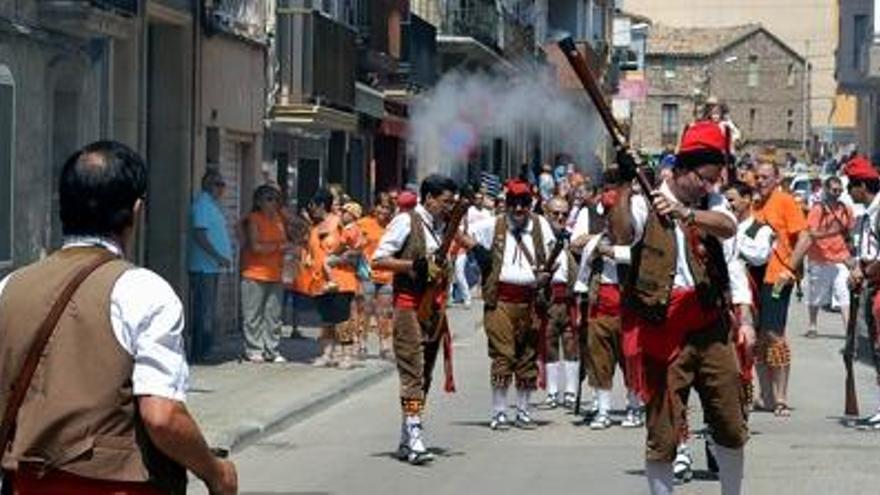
[408,61,604,182]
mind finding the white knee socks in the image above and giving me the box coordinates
[546,362,560,396]
[645,460,674,495]
[713,444,744,495]
[597,388,613,415]
[564,361,580,395]
[492,387,508,415]
[517,388,531,412]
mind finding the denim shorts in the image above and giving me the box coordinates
[362,281,393,297]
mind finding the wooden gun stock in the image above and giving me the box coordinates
[844,290,860,417]
[556,37,670,227]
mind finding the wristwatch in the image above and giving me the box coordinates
[683,208,696,226]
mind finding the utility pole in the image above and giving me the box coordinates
[803,40,810,156]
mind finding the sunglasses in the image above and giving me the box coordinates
[548,210,569,218]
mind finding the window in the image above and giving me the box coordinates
[749,108,757,132]
[854,14,870,70]
[0,65,13,267]
[787,109,794,135]
[787,64,796,87]
[661,103,679,147]
[663,57,676,79]
[748,55,759,87]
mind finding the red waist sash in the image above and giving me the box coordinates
[550,283,568,303]
[497,283,536,304]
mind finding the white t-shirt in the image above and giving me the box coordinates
[0,238,190,402]
[372,205,443,261]
[469,215,556,286]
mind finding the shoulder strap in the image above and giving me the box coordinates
[0,251,117,454]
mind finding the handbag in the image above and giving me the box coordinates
[0,251,116,492]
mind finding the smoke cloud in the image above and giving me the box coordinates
[408,62,604,182]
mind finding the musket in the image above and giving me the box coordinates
[844,286,861,417]
[556,37,670,227]
[416,195,471,393]
[535,229,572,390]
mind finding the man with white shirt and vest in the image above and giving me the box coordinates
[578,190,644,430]
[461,179,556,430]
[615,122,747,495]
[372,174,459,465]
[539,196,579,410]
[843,157,880,429]
[0,141,236,494]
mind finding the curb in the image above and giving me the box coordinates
[215,361,395,453]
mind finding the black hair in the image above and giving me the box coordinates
[59,140,148,238]
[676,149,727,170]
[201,169,224,189]
[420,174,458,202]
[251,184,281,212]
[824,176,842,188]
[851,178,880,195]
[310,187,334,212]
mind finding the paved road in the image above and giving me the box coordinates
[189,302,880,494]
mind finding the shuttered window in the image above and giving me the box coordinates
[0,65,14,267]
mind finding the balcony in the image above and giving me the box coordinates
[206,0,268,44]
[274,8,358,132]
[441,3,500,50]
[388,13,438,90]
[38,0,138,38]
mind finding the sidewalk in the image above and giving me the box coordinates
[187,303,477,453]
[187,326,394,452]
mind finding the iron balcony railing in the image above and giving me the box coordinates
[276,8,356,110]
[89,0,138,15]
[441,4,500,49]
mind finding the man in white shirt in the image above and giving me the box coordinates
[844,158,880,429]
[539,197,578,410]
[615,122,746,495]
[0,141,236,494]
[372,174,459,465]
[460,179,555,430]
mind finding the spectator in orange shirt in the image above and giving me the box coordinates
[357,196,395,359]
[241,185,290,363]
[753,162,812,417]
[805,176,855,338]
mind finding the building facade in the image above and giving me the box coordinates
[622,0,855,150]
[629,24,808,157]
[837,0,880,162]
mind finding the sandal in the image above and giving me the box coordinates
[774,403,791,417]
[804,329,818,339]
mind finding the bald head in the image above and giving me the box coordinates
[544,196,570,231]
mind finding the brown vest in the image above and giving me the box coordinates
[482,214,547,309]
[624,211,729,323]
[0,247,186,492]
[392,211,428,295]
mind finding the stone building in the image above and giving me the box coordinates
[629,24,808,156]
[622,0,855,149]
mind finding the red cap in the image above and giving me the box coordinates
[679,121,728,155]
[844,156,879,181]
[505,179,531,197]
[397,190,418,209]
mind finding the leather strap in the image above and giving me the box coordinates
[0,251,117,457]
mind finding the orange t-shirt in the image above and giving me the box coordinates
[358,216,393,285]
[241,211,286,283]
[754,190,808,284]
[317,214,359,294]
[806,202,854,263]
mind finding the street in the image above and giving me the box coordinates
[189,302,880,495]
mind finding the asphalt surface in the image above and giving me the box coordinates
[188,301,880,495]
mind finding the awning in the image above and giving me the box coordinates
[270,103,358,133]
[355,82,386,119]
